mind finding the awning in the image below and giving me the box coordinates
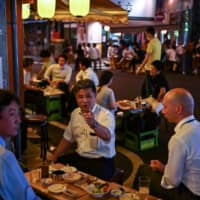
[23,0,128,24]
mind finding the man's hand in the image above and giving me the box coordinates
[82,111,95,129]
[150,160,165,173]
[136,65,142,75]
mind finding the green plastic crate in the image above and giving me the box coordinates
[45,96,62,121]
[124,129,159,151]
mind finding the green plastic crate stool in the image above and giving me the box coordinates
[124,129,159,151]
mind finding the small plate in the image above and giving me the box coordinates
[63,173,82,183]
[62,166,77,173]
[48,184,66,194]
[120,192,140,200]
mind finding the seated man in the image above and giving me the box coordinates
[44,54,72,90]
[75,57,99,86]
[0,89,40,199]
[23,57,45,114]
[149,60,169,102]
[44,54,72,116]
[140,60,168,100]
[133,88,200,199]
[49,79,116,181]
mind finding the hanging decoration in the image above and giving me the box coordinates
[37,0,56,18]
[69,0,90,17]
[22,3,30,19]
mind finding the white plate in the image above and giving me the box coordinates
[63,173,82,183]
[48,184,66,194]
[62,166,77,173]
[120,193,140,200]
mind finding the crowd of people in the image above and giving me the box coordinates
[1,25,200,199]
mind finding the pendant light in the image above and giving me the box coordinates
[37,0,56,18]
[69,0,90,17]
[22,3,30,19]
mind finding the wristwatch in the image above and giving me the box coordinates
[92,120,99,129]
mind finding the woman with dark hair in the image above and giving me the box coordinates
[96,70,117,114]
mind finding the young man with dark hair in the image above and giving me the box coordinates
[75,57,99,86]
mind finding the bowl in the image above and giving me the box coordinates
[86,182,109,198]
[110,188,123,197]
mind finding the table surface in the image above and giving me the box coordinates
[25,165,159,200]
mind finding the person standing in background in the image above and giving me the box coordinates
[136,27,161,98]
[89,43,101,70]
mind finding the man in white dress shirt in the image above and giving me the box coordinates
[133,88,200,199]
[75,57,99,86]
[49,79,116,181]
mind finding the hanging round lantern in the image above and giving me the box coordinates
[37,0,56,18]
[69,0,90,17]
[22,3,30,19]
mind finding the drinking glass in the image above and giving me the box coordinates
[138,176,151,199]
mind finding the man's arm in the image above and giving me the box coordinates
[136,53,150,74]
[157,87,166,102]
[150,159,165,173]
[82,111,112,142]
[49,138,72,162]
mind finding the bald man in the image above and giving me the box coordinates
[133,88,200,200]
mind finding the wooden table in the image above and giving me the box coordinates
[25,167,159,200]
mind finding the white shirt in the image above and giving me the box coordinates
[89,47,100,60]
[63,104,116,158]
[23,69,31,85]
[44,63,72,84]
[161,115,200,196]
[76,68,99,86]
[166,48,176,62]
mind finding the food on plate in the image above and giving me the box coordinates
[87,181,109,198]
[62,166,77,173]
[48,184,66,194]
[117,100,132,110]
[120,192,140,200]
[41,177,53,185]
[63,173,82,183]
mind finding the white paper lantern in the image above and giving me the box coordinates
[37,0,56,18]
[69,0,90,17]
[22,3,30,19]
